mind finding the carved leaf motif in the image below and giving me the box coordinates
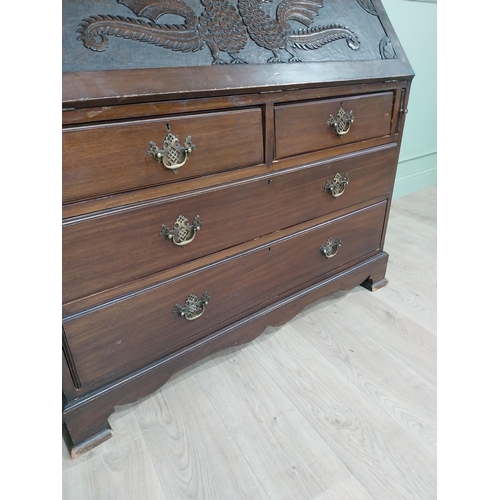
[290,24,359,51]
[77,0,361,63]
[77,15,204,52]
[379,36,397,59]
[276,0,323,27]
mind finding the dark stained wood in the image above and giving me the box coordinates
[62,350,78,401]
[63,145,397,303]
[63,108,264,203]
[62,81,405,127]
[64,202,386,387]
[65,0,386,72]
[63,403,115,455]
[63,422,114,460]
[275,92,394,159]
[263,101,275,165]
[62,0,414,457]
[62,135,399,220]
[62,192,390,320]
[390,88,403,135]
[361,276,389,291]
[63,59,413,108]
[62,251,389,455]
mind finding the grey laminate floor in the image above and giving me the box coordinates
[62,186,437,500]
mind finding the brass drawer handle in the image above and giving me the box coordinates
[325,173,349,198]
[319,237,341,259]
[160,215,202,246]
[147,123,195,173]
[327,103,354,137]
[173,292,210,321]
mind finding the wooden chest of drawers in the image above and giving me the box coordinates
[62,0,413,457]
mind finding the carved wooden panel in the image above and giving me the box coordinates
[62,0,394,72]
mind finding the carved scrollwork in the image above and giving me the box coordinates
[379,36,397,59]
[77,0,360,65]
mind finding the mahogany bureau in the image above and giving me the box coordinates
[62,0,414,457]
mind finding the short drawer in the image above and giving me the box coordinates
[63,201,387,386]
[63,146,397,303]
[275,92,394,159]
[62,108,264,203]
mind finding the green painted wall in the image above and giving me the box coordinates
[383,0,437,198]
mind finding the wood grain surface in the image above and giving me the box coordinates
[62,186,437,500]
[62,146,397,303]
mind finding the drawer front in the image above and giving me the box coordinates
[63,146,397,303]
[64,201,387,386]
[62,108,264,203]
[275,92,394,159]
[63,146,396,303]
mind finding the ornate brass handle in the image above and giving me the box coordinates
[160,215,202,246]
[147,123,195,173]
[327,103,354,137]
[173,292,210,321]
[325,173,349,198]
[319,237,342,259]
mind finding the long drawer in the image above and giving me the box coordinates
[63,201,387,387]
[275,92,394,159]
[63,146,397,303]
[62,108,264,203]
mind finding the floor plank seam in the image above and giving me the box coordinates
[62,186,437,500]
[335,300,437,388]
[193,359,274,500]
[294,317,436,456]
[133,418,170,500]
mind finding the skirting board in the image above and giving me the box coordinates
[393,150,437,199]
